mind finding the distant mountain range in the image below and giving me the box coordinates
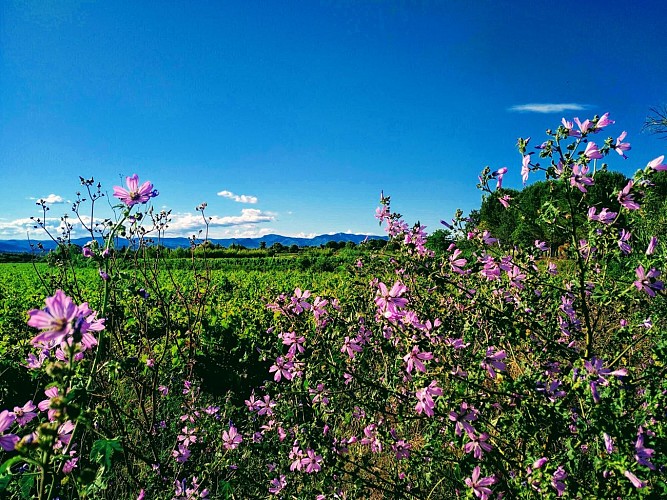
[0,233,388,253]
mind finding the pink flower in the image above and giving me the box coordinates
[403,346,434,374]
[535,240,548,252]
[570,164,594,192]
[12,401,37,426]
[268,475,287,495]
[28,290,78,345]
[301,449,323,473]
[614,131,631,158]
[561,118,581,137]
[552,466,567,496]
[375,281,408,320]
[618,180,640,210]
[414,381,442,417]
[481,346,506,378]
[269,356,294,382]
[647,155,667,171]
[491,167,508,190]
[392,440,411,460]
[449,248,467,274]
[222,425,243,450]
[624,470,646,488]
[634,265,664,297]
[464,432,492,459]
[593,112,614,132]
[618,229,632,255]
[113,174,157,207]
[521,154,531,184]
[465,466,495,499]
[0,410,19,452]
[498,195,512,208]
[449,402,478,438]
[604,433,614,454]
[574,117,591,135]
[583,142,603,160]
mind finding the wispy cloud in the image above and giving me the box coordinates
[509,103,590,114]
[28,194,68,204]
[217,190,258,204]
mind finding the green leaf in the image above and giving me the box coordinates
[90,437,123,469]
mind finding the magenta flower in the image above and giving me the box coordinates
[583,142,603,160]
[113,174,157,207]
[222,425,243,450]
[634,265,664,297]
[465,466,495,500]
[614,131,631,158]
[648,155,667,171]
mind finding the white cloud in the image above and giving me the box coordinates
[166,209,275,235]
[509,103,589,114]
[28,194,68,204]
[0,215,92,239]
[217,190,258,204]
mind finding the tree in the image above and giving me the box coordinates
[644,104,667,139]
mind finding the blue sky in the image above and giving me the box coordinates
[2,0,667,240]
